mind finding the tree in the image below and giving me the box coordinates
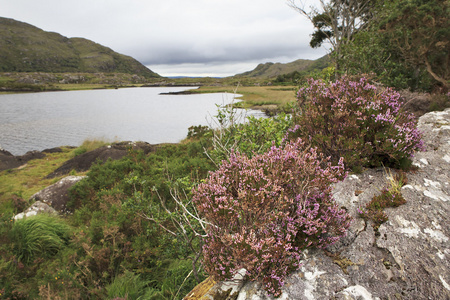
[380,0,449,89]
[288,0,380,72]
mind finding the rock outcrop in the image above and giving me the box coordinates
[0,149,46,171]
[46,141,156,178]
[29,175,87,213]
[0,147,64,171]
[14,201,57,220]
[186,109,450,300]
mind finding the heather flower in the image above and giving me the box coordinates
[291,77,424,171]
[193,138,352,296]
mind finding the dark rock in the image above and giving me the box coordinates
[29,175,86,213]
[19,150,46,162]
[192,109,450,300]
[46,141,157,178]
[0,149,46,171]
[0,149,21,170]
[399,90,432,117]
[42,147,64,153]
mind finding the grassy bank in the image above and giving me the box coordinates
[188,85,298,109]
[0,137,214,299]
[0,147,81,205]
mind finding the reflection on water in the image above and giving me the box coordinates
[0,87,261,155]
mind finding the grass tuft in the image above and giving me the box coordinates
[359,169,408,231]
[9,214,72,264]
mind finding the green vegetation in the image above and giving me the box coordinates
[0,147,76,205]
[0,1,446,298]
[359,170,408,231]
[9,214,72,264]
[288,0,449,92]
[0,136,218,298]
[193,85,298,109]
[0,17,159,78]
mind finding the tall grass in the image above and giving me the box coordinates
[71,138,112,157]
[9,214,72,264]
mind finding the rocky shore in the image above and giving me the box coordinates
[186,109,450,300]
[0,141,156,174]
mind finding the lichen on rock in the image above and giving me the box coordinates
[186,108,450,300]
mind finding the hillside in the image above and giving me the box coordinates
[235,55,330,78]
[0,17,159,78]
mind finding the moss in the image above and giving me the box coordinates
[325,251,357,274]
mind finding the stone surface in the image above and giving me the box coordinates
[29,175,87,213]
[186,109,450,300]
[14,201,57,220]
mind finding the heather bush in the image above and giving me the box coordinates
[291,77,424,171]
[193,138,352,296]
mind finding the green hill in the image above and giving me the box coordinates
[0,17,159,78]
[235,56,330,78]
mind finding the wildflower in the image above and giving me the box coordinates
[292,77,423,170]
[193,138,351,296]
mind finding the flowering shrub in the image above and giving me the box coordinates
[291,77,424,171]
[193,139,352,296]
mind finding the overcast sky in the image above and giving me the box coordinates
[1,0,327,77]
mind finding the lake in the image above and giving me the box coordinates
[0,87,263,155]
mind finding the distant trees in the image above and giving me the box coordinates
[289,0,449,91]
[288,0,380,72]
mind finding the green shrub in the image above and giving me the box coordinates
[428,93,450,112]
[106,270,148,299]
[209,110,293,164]
[9,214,72,264]
[291,77,424,171]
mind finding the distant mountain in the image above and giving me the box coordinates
[235,56,330,78]
[0,17,160,77]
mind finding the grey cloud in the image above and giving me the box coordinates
[136,43,312,65]
[1,0,326,76]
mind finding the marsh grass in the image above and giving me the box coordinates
[9,214,72,264]
[196,86,297,108]
[57,83,142,91]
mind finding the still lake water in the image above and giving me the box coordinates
[0,87,261,155]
